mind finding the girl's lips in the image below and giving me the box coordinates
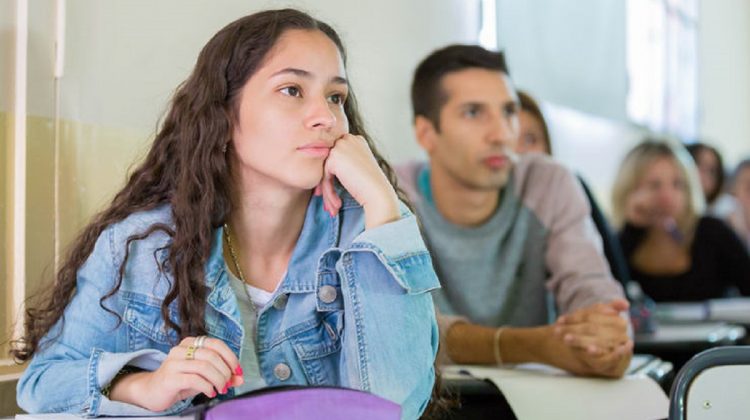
[298,146,331,158]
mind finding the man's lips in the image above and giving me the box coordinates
[482,155,509,169]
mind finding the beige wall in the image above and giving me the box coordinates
[1,110,8,351]
[1,0,14,354]
[24,0,56,300]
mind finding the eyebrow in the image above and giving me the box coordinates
[270,67,348,85]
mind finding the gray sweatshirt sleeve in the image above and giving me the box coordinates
[515,156,626,314]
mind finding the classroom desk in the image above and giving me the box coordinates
[634,321,747,372]
[6,356,672,420]
[438,354,673,420]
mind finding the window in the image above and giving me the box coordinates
[627,0,699,140]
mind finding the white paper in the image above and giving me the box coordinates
[444,363,669,420]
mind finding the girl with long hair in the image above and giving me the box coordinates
[14,9,439,418]
[611,140,750,301]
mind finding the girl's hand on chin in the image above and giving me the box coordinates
[315,134,400,229]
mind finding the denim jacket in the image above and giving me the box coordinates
[17,191,440,419]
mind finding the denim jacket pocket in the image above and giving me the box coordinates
[289,311,343,385]
[316,270,344,312]
[122,291,178,352]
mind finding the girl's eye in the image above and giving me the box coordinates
[329,93,346,105]
[281,86,301,97]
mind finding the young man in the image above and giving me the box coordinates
[397,45,632,377]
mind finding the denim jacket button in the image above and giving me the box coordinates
[318,285,337,304]
[273,363,291,381]
[273,294,288,310]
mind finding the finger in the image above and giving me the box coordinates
[320,170,340,216]
[565,312,629,332]
[583,341,633,375]
[561,331,622,355]
[606,298,630,312]
[314,184,322,196]
[191,345,233,383]
[558,303,623,324]
[174,358,229,394]
[201,337,240,375]
[176,372,217,399]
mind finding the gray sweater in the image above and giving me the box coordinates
[396,155,625,361]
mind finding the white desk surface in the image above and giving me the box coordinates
[6,356,670,420]
[443,358,669,420]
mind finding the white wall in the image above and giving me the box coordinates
[496,0,628,123]
[698,0,750,169]
[58,0,481,161]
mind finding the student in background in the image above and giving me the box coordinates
[516,90,552,155]
[725,159,750,252]
[612,140,750,302]
[515,89,631,287]
[397,45,632,378]
[14,9,439,418]
[686,143,733,215]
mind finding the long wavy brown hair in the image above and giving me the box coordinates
[12,8,409,358]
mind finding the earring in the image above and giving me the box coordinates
[222,142,228,153]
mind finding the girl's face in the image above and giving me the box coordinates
[516,110,549,155]
[231,29,349,191]
[638,156,688,220]
[694,148,720,199]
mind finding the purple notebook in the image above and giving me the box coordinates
[185,386,402,420]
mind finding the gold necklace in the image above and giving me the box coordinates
[223,223,260,318]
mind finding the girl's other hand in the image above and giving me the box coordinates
[108,336,244,412]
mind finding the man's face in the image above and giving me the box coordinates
[420,68,520,191]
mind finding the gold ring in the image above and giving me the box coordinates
[186,345,197,361]
[194,335,207,349]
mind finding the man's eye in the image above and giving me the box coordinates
[464,106,481,118]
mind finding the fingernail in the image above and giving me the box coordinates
[222,384,228,394]
[235,365,243,376]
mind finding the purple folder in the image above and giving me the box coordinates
[191,386,402,420]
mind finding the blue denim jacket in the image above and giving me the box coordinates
[17,192,440,419]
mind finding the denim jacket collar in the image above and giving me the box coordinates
[203,192,350,315]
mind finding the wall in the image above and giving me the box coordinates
[698,0,750,169]
[496,0,628,123]
[1,0,15,357]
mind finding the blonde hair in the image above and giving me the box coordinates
[611,139,705,235]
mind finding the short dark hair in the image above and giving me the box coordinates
[411,45,509,129]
